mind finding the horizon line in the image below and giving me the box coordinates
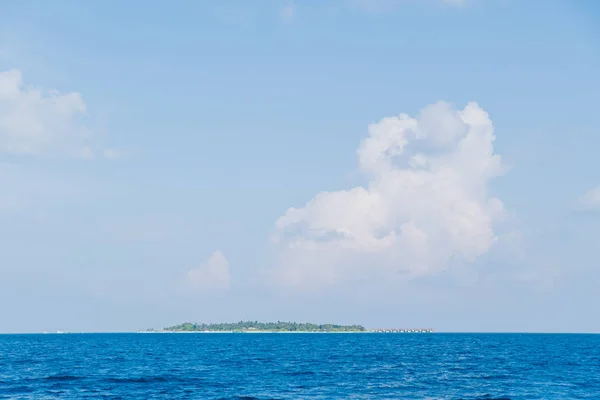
[1,331,599,335]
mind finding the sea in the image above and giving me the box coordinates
[1,333,599,399]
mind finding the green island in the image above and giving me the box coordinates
[156,321,367,333]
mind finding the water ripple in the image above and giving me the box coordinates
[0,333,598,399]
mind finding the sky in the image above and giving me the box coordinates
[0,0,599,333]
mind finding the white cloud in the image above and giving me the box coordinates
[271,101,508,288]
[280,1,295,22]
[348,0,399,12]
[77,146,95,159]
[0,69,114,158]
[441,0,466,5]
[576,187,600,210]
[350,0,468,12]
[186,251,231,292]
[103,148,120,159]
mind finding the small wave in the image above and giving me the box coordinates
[458,396,512,400]
[43,375,82,381]
[217,397,260,400]
[105,376,171,384]
[218,397,281,400]
[480,395,511,400]
[283,370,316,376]
[2,385,35,394]
[482,375,511,380]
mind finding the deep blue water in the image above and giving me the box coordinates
[1,333,599,399]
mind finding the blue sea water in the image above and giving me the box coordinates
[1,333,599,399]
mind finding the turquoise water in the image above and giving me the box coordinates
[1,333,599,399]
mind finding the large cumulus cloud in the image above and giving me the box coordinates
[271,101,508,287]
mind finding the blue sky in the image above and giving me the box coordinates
[1,0,599,333]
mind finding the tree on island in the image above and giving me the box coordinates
[162,321,366,332]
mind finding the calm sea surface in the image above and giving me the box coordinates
[1,333,599,399]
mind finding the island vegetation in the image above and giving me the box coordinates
[160,321,366,333]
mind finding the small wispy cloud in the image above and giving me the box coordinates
[77,147,95,160]
[280,1,295,22]
[349,0,468,12]
[184,251,231,293]
[103,148,120,159]
[440,0,467,6]
[575,187,600,211]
